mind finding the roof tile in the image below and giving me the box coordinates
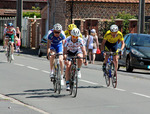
[65,0,150,3]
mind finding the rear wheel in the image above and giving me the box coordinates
[126,57,133,72]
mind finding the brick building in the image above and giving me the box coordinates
[0,0,47,17]
[47,0,150,38]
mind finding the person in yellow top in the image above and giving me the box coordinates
[101,24,125,76]
[65,24,82,38]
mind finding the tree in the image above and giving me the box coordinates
[116,11,137,35]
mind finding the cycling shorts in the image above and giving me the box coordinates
[5,34,14,43]
[104,41,118,55]
[50,43,63,54]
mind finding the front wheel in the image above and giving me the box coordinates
[72,73,78,97]
[111,62,117,88]
[126,57,133,72]
[57,64,61,94]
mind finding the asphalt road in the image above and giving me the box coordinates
[0,48,150,114]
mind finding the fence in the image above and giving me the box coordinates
[0,17,16,43]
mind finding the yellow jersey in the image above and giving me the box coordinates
[104,30,123,43]
[65,30,83,38]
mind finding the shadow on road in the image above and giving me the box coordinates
[5,85,106,99]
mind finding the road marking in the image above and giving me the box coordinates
[115,88,126,91]
[27,66,39,71]
[42,70,50,74]
[80,79,98,85]
[0,94,49,114]
[14,63,25,67]
[132,92,150,98]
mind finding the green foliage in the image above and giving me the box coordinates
[23,6,41,18]
[116,11,137,35]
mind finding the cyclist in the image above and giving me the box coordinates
[65,24,82,38]
[64,28,87,91]
[101,24,125,76]
[47,23,66,85]
[3,23,16,60]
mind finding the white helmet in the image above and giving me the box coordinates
[53,23,62,31]
[71,28,80,37]
[110,24,118,32]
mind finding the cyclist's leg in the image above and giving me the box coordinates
[113,54,119,75]
[65,58,71,90]
[57,43,64,76]
[77,53,83,69]
[49,46,55,77]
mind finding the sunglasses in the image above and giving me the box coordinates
[54,31,60,34]
[72,35,78,39]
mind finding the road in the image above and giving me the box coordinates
[0,49,150,114]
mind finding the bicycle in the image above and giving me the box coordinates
[49,53,62,94]
[103,52,117,88]
[6,37,12,63]
[67,56,86,97]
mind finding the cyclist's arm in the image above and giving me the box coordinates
[81,46,88,65]
[101,39,106,51]
[120,40,125,50]
[47,39,51,56]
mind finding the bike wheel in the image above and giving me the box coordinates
[57,64,61,94]
[69,64,76,95]
[104,72,110,87]
[104,63,110,87]
[53,66,57,93]
[72,72,78,97]
[111,62,117,88]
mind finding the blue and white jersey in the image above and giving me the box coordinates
[47,29,66,45]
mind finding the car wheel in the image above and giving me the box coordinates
[38,48,43,57]
[126,57,133,72]
[117,64,120,71]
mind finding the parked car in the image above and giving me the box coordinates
[38,33,48,57]
[118,33,150,72]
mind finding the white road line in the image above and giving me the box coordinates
[0,94,49,114]
[42,70,50,74]
[80,79,98,85]
[27,66,39,71]
[115,88,126,91]
[14,63,25,67]
[132,92,150,98]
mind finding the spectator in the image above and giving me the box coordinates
[3,24,7,49]
[82,29,89,50]
[15,27,21,53]
[87,29,99,64]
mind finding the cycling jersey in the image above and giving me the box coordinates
[65,30,83,38]
[4,27,16,43]
[64,36,84,53]
[104,30,123,54]
[104,30,123,43]
[47,29,66,53]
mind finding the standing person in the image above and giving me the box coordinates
[15,27,21,53]
[3,23,16,60]
[47,23,66,85]
[82,29,89,50]
[64,28,87,90]
[3,24,7,49]
[87,29,99,64]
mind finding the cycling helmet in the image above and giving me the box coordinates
[71,28,80,37]
[68,24,77,31]
[110,24,118,32]
[7,23,13,27]
[53,23,62,31]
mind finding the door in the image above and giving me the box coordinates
[84,20,98,35]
